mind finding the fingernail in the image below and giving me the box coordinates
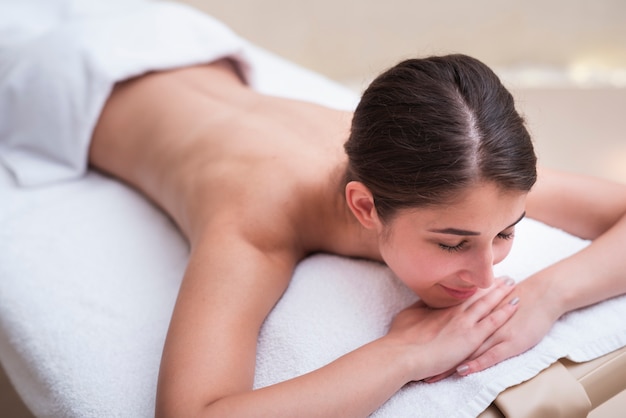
[509,296,520,306]
[456,364,470,375]
[503,277,515,286]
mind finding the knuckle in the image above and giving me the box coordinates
[480,310,506,330]
[473,348,500,371]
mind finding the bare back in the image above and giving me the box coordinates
[90,61,355,253]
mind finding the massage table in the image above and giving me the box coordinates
[1,1,625,416]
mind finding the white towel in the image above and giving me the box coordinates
[254,219,626,417]
[0,1,624,417]
[0,0,254,186]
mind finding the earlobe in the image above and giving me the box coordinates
[345,181,381,230]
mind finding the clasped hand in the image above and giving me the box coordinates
[387,277,522,382]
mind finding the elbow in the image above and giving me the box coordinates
[155,384,205,418]
[155,391,180,418]
[156,388,229,418]
[155,399,205,418]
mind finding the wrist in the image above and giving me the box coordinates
[377,334,433,383]
[524,269,570,320]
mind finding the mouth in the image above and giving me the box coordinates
[439,284,478,300]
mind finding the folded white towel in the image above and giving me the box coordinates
[1,2,624,418]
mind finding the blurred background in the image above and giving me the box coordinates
[179,0,626,184]
[179,0,626,89]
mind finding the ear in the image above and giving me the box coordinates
[345,181,382,230]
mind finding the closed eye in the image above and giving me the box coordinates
[497,231,515,240]
[439,240,467,252]
[440,230,514,253]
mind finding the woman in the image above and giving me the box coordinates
[89,54,626,417]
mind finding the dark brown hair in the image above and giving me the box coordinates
[344,54,537,222]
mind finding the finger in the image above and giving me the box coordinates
[461,276,515,305]
[465,277,516,318]
[456,341,511,376]
[476,294,519,333]
[467,320,514,362]
[456,298,520,376]
[423,369,456,383]
[465,335,498,365]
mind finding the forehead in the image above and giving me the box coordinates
[391,182,527,232]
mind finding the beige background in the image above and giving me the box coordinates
[179,0,626,88]
[179,0,626,184]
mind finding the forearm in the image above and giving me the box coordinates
[158,241,518,416]
[197,280,519,417]
[200,337,414,418]
[533,212,626,316]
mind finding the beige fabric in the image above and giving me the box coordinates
[479,346,626,417]
[495,361,591,417]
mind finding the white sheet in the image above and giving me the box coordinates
[1,1,625,417]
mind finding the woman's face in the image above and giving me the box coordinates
[378,182,527,308]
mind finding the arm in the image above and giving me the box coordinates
[525,168,626,311]
[454,167,626,376]
[155,223,519,417]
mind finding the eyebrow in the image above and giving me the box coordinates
[428,211,526,236]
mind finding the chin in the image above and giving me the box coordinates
[420,296,464,309]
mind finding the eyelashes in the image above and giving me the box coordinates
[439,232,515,253]
[439,241,467,253]
[497,232,515,241]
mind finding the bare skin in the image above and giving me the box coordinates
[90,61,626,417]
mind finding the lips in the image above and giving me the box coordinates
[440,284,478,300]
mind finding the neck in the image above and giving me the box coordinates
[301,165,382,262]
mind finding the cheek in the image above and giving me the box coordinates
[386,248,460,292]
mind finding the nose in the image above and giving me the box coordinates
[460,247,495,289]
